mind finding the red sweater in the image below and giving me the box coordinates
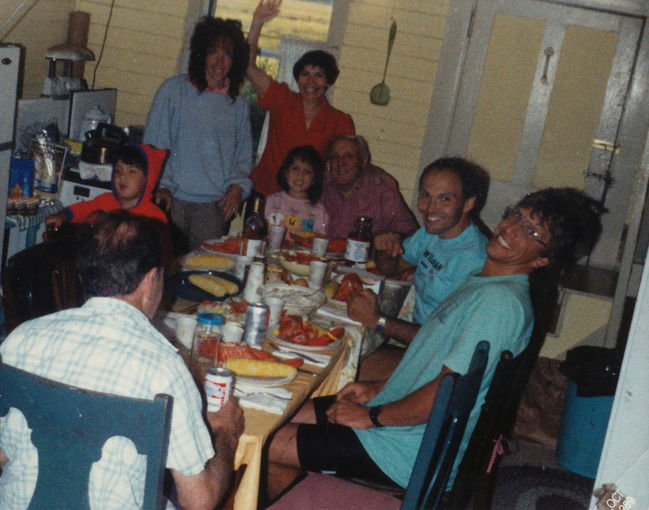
[65,144,168,224]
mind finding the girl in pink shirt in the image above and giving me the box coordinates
[264,145,329,237]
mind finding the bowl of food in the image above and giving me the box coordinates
[259,283,326,316]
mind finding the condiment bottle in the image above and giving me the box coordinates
[190,313,224,375]
[242,197,267,257]
[344,216,373,266]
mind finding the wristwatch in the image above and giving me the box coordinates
[369,405,384,427]
[373,316,387,335]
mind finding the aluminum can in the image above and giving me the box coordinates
[204,367,233,412]
[243,302,269,347]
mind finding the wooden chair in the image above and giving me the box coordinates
[266,341,490,510]
[0,356,173,509]
[2,230,83,333]
[441,349,526,509]
[401,340,489,510]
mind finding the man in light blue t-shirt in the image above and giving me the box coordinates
[264,188,603,499]
[348,158,489,377]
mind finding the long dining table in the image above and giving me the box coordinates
[164,296,365,510]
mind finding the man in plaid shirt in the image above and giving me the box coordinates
[0,212,243,509]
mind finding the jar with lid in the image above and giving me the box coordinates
[344,216,373,266]
[190,312,224,377]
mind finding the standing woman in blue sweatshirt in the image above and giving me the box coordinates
[144,17,253,253]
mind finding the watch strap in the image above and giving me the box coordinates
[369,405,384,427]
[373,316,387,335]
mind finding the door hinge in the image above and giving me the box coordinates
[592,139,620,154]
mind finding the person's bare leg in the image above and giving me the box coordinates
[290,399,317,424]
[267,423,302,501]
[358,344,405,381]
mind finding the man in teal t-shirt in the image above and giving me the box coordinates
[349,158,489,350]
[264,188,603,499]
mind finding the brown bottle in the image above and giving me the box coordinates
[242,197,267,257]
[344,216,373,265]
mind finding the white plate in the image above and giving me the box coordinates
[235,372,297,388]
[267,329,341,352]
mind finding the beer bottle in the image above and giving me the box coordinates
[242,197,267,257]
[344,216,373,266]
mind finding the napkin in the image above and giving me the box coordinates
[316,304,362,326]
[235,386,292,415]
[271,349,331,367]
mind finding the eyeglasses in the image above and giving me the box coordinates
[502,206,547,246]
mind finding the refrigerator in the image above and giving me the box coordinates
[0,44,22,279]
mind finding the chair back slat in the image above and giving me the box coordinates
[0,357,172,510]
[401,340,490,510]
[443,348,527,509]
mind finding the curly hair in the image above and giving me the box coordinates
[276,145,325,204]
[420,157,490,215]
[516,188,604,272]
[292,50,340,85]
[188,17,249,99]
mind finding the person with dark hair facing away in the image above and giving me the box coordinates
[246,0,355,198]
[145,16,253,251]
[264,145,329,236]
[0,212,244,510]
[264,188,603,500]
[45,144,168,228]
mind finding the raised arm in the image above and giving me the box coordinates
[247,0,282,97]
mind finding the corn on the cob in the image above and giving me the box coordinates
[185,254,232,269]
[188,274,238,297]
[224,358,297,378]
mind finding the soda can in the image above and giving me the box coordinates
[204,367,233,412]
[243,302,269,347]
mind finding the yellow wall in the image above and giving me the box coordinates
[334,0,451,203]
[1,0,76,99]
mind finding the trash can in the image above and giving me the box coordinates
[556,346,623,478]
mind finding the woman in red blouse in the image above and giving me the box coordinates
[246,0,356,198]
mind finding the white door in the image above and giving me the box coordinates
[424,0,646,270]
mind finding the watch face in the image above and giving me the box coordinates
[369,405,383,427]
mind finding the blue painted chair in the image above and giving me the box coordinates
[401,340,489,510]
[0,357,173,510]
[267,341,490,510]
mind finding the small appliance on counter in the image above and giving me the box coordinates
[58,165,112,207]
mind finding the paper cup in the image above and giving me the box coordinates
[175,316,197,349]
[312,237,329,257]
[264,296,285,326]
[268,225,286,252]
[223,322,244,344]
[308,260,328,289]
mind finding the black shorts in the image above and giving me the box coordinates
[295,395,398,487]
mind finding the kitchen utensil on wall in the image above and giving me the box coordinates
[370,20,397,106]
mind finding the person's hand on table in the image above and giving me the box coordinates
[45,212,66,230]
[217,185,243,222]
[154,188,173,213]
[336,381,383,404]
[326,400,373,429]
[253,0,282,24]
[347,289,381,330]
[373,232,403,257]
[207,397,244,448]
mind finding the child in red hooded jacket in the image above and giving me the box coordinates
[46,144,168,227]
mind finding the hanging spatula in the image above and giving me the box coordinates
[370,20,397,106]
